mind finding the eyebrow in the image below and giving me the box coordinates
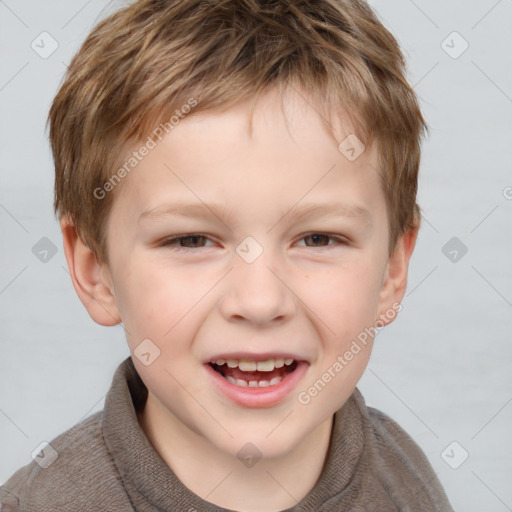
[138,200,372,227]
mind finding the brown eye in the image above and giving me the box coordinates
[162,235,210,248]
[299,233,348,247]
[304,234,330,247]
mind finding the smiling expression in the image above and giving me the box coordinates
[96,85,404,459]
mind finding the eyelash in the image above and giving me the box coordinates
[160,233,349,251]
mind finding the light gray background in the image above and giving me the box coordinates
[1,1,511,510]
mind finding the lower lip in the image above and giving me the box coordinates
[204,362,309,408]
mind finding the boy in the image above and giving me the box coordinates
[1,0,454,510]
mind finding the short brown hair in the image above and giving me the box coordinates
[49,0,427,265]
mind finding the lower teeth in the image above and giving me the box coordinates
[225,375,282,387]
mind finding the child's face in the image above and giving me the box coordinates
[86,87,412,460]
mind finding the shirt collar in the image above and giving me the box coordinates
[101,356,365,511]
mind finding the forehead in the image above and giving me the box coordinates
[108,87,385,231]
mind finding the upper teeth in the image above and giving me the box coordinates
[215,358,295,372]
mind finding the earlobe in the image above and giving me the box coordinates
[376,224,419,326]
[60,216,121,326]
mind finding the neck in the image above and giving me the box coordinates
[137,394,334,512]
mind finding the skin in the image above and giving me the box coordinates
[61,86,418,512]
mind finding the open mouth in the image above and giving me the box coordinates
[208,358,299,388]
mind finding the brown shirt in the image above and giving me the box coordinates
[0,357,454,511]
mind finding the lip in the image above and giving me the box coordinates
[204,360,309,408]
[205,352,306,364]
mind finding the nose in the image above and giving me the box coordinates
[219,246,296,326]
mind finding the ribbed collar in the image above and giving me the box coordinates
[101,356,366,511]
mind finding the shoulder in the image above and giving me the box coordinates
[366,405,432,466]
[366,404,438,477]
[0,411,132,512]
[362,401,454,511]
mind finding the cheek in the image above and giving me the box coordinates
[115,256,202,347]
[300,256,384,335]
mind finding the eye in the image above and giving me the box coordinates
[160,234,215,250]
[296,233,349,248]
[159,232,349,251]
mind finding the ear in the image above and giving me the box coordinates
[60,216,121,326]
[376,223,419,327]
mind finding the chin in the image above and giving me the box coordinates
[213,422,308,461]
